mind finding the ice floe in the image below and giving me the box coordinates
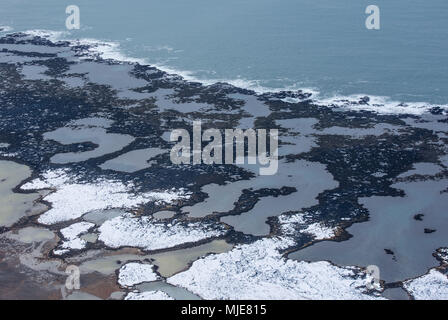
[168,238,383,300]
[99,147,167,173]
[98,214,227,251]
[118,263,159,287]
[21,169,189,225]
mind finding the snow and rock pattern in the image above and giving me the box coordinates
[403,269,448,300]
[278,213,336,241]
[125,290,174,300]
[435,248,448,265]
[168,238,383,300]
[2,32,448,300]
[53,222,95,255]
[21,169,189,225]
[98,214,227,251]
[118,263,159,287]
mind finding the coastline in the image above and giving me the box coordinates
[0,30,447,300]
[10,28,448,116]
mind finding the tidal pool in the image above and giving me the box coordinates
[149,88,210,113]
[221,160,337,236]
[397,162,442,178]
[68,61,149,100]
[182,182,252,218]
[230,94,270,129]
[183,119,338,235]
[153,210,176,220]
[44,118,135,164]
[0,161,46,227]
[382,287,409,300]
[149,239,233,277]
[20,65,51,81]
[80,240,233,278]
[6,227,54,243]
[99,147,166,173]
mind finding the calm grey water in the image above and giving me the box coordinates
[1,0,447,104]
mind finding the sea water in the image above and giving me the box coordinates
[1,0,447,105]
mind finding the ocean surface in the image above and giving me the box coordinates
[1,27,448,299]
[1,0,447,105]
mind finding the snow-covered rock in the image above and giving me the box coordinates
[21,169,189,225]
[53,222,95,255]
[125,290,174,300]
[278,213,336,241]
[404,269,448,300]
[435,248,448,265]
[118,263,159,287]
[168,238,383,300]
[98,214,226,251]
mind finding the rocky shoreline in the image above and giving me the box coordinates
[0,31,447,300]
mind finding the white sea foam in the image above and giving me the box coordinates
[314,94,447,115]
[23,29,145,65]
[0,26,13,33]
[147,61,320,95]
[23,29,70,42]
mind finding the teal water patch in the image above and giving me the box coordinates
[1,0,447,104]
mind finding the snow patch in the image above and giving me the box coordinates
[404,269,448,300]
[302,222,335,240]
[54,222,95,255]
[21,169,189,225]
[168,238,383,300]
[98,214,226,251]
[278,213,336,240]
[125,290,174,300]
[118,262,159,287]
